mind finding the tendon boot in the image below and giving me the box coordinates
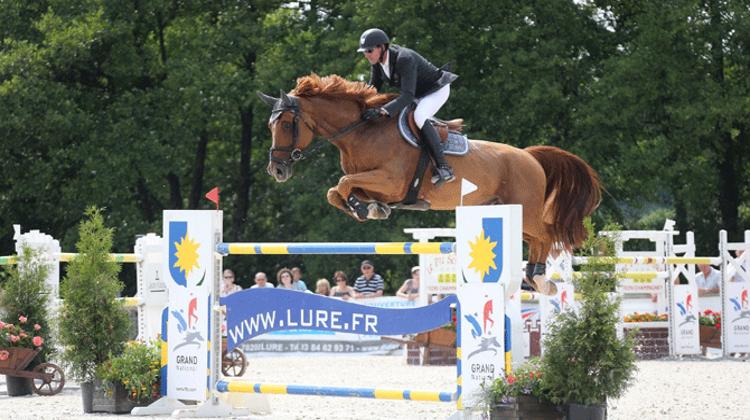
[525,262,557,296]
[420,122,455,186]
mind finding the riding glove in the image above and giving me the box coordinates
[361,107,386,121]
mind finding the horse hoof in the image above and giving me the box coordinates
[350,210,367,222]
[367,203,391,219]
[533,275,557,296]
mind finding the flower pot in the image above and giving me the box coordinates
[81,381,95,413]
[491,396,564,419]
[567,402,607,420]
[5,374,34,396]
[81,379,152,414]
[0,348,38,370]
[415,328,456,347]
[699,325,721,349]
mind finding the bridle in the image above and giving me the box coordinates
[268,95,368,169]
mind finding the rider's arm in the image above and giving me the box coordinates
[382,53,417,116]
[368,65,383,91]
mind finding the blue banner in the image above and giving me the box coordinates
[222,289,457,351]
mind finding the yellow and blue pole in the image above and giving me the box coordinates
[504,315,512,375]
[215,381,456,402]
[217,242,455,255]
[0,255,17,265]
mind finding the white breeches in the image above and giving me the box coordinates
[414,84,450,129]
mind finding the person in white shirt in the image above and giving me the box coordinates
[695,264,720,296]
[220,269,243,297]
[250,272,275,289]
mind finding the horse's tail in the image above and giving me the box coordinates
[525,145,602,248]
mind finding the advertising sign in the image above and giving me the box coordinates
[163,210,221,401]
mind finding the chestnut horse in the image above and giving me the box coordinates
[258,74,601,294]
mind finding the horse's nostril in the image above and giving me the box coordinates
[276,168,284,177]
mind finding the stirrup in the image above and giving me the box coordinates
[431,166,455,185]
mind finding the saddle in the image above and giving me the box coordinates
[397,105,469,156]
[391,105,470,207]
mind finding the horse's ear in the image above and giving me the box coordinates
[279,90,293,106]
[256,91,278,107]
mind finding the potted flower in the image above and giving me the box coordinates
[0,316,47,395]
[486,359,563,419]
[94,340,161,413]
[540,221,637,419]
[58,208,131,412]
[698,309,721,349]
[0,245,53,396]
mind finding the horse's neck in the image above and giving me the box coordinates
[305,97,401,171]
[306,98,360,137]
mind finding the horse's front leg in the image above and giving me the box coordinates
[326,187,366,221]
[334,170,397,221]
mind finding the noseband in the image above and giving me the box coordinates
[268,97,315,168]
[269,95,368,169]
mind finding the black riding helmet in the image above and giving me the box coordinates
[357,28,389,52]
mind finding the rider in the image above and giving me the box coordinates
[358,28,458,186]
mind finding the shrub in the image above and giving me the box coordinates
[58,207,131,382]
[97,340,161,402]
[540,220,637,406]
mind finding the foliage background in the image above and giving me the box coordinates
[0,0,748,293]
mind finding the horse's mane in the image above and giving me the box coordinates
[291,73,395,109]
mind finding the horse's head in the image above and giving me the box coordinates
[257,90,316,182]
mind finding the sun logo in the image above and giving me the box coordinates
[173,234,200,277]
[468,229,497,278]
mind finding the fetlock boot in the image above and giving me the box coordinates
[420,122,455,186]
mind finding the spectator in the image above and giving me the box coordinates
[315,278,331,296]
[250,272,275,289]
[330,270,355,300]
[695,264,720,296]
[221,269,243,297]
[397,266,421,301]
[277,267,295,290]
[354,260,384,299]
[732,250,747,282]
[291,266,309,291]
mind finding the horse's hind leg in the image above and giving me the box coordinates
[524,213,557,296]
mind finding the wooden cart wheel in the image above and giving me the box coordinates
[32,362,65,396]
[221,348,247,377]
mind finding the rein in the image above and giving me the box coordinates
[269,98,367,167]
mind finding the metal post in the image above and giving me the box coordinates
[719,230,728,358]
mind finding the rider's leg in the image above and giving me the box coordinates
[420,123,455,185]
[415,85,455,185]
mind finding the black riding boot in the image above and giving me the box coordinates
[420,122,455,186]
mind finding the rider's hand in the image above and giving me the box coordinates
[361,107,386,121]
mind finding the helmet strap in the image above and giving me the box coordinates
[378,45,388,64]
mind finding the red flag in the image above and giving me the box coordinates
[205,187,220,209]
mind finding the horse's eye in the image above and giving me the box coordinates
[282,121,293,130]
